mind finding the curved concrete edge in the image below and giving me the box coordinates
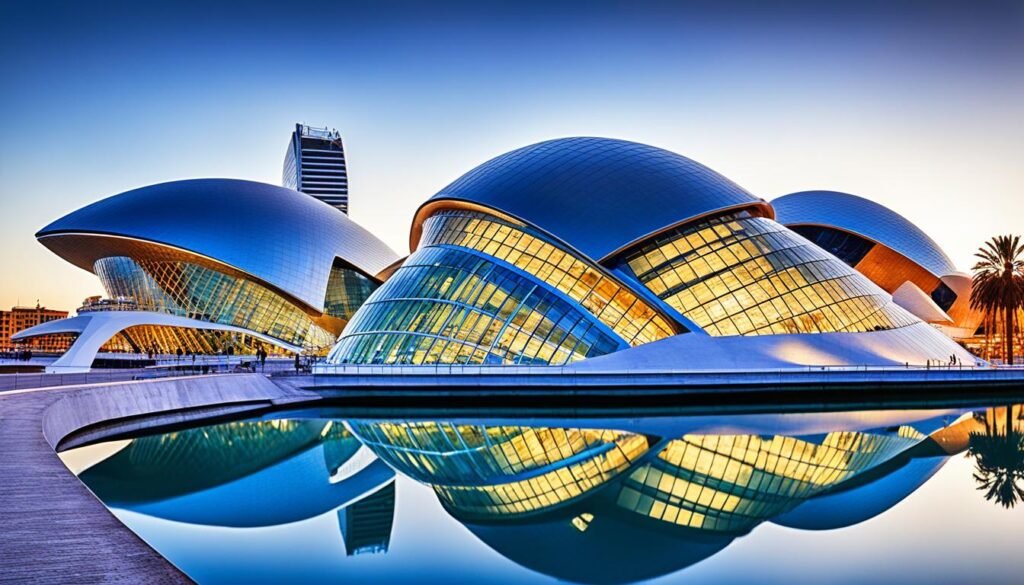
[42,373,318,450]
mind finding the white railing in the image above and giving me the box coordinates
[300,361,1024,386]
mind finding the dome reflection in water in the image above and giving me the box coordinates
[64,406,1024,584]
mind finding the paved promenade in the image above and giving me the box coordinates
[0,374,314,584]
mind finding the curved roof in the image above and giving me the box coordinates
[415,137,770,261]
[37,179,399,312]
[772,190,957,278]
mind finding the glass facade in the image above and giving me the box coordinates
[324,264,378,322]
[350,421,650,519]
[327,208,680,366]
[789,225,875,267]
[613,428,923,533]
[95,256,337,352]
[328,247,624,365]
[421,210,677,346]
[100,325,271,355]
[618,212,918,336]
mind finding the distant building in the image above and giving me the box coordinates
[0,304,70,352]
[283,124,350,213]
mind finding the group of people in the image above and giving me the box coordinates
[0,348,33,361]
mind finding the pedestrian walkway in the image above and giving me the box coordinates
[0,374,314,583]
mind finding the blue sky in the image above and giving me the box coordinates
[1,1,1021,310]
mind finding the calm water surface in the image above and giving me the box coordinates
[62,404,1024,584]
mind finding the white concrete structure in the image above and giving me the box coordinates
[13,311,300,373]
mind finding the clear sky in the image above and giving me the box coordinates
[1,1,1021,311]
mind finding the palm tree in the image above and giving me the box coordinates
[968,405,1024,508]
[971,235,1024,364]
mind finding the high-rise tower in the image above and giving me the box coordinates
[283,124,349,213]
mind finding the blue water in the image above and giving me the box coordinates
[64,404,1024,584]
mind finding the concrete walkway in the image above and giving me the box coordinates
[0,374,316,584]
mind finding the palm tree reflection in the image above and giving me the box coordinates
[967,404,1024,508]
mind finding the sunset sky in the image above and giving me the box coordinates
[1,1,1021,311]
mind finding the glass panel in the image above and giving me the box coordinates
[419,209,677,347]
[619,213,918,336]
[94,256,336,352]
[327,246,625,365]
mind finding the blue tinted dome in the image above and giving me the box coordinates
[414,137,770,261]
[773,190,957,278]
[37,179,399,312]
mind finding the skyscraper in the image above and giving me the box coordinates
[338,481,395,556]
[282,124,350,213]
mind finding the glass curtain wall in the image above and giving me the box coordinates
[95,256,336,351]
[327,247,624,365]
[421,210,677,346]
[618,212,918,336]
[324,265,378,322]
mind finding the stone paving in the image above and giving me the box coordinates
[0,374,312,584]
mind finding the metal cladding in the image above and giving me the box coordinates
[772,190,957,279]
[36,179,399,312]
[415,137,771,261]
[324,137,982,368]
[26,137,985,371]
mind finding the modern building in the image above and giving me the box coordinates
[283,124,350,213]
[0,304,70,352]
[13,179,399,372]
[17,136,986,373]
[325,137,977,370]
[773,190,984,339]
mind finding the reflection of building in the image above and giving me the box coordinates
[283,124,350,213]
[349,421,650,519]
[77,419,396,532]
[0,304,70,352]
[773,191,984,339]
[326,137,976,369]
[612,428,923,534]
[13,179,398,372]
[339,481,396,556]
[354,413,973,584]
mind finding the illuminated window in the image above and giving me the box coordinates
[328,246,625,365]
[618,213,918,336]
[420,209,678,346]
[571,512,595,532]
[95,256,337,351]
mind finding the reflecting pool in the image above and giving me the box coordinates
[62,404,1024,584]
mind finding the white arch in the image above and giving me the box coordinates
[11,311,301,373]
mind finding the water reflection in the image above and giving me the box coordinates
[347,417,964,583]
[967,405,1024,508]
[74,419,396,555]
[64,404,1024,584]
